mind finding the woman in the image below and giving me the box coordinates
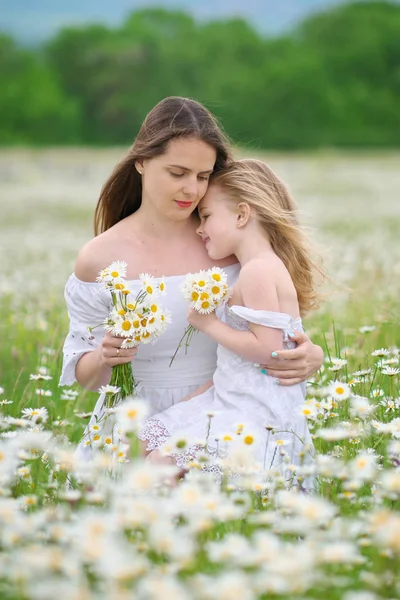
[59,96,323,459]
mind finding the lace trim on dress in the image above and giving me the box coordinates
[138,418,171,451]
[138,418,215,468]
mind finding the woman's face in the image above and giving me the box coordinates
[196,184,238,260]
[139,137,217,220]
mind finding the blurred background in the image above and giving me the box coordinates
[1,0,399,147]
[0,0,399,297]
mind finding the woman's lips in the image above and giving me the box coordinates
[175,200,193,208]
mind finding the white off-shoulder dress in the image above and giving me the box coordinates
[59,263,241,460]
[138,304,314,475]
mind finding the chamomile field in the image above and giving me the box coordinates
[0,148,399,600]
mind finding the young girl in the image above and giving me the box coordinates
[138,158,323,479]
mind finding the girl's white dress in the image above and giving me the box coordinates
[59,264,241,460]
[138,304,314,475]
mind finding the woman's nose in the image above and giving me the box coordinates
[182,178,198,198]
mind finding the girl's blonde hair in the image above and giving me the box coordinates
[212,159,324,315]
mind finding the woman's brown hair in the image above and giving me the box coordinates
[212,159,325,316]
[94,97,232,235]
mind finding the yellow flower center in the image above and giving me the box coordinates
[93,435,101,441]
[133,320,140,328]
[191,291,199,301]
[142,332,151,339]
[118,309,126,316]
[146,285,153,294]
[127,409,137,419]
[127,303,134,310]
[141,318,148,327]
[197,280,206,287]
[200,292,209,300]
[212,286,220,294]
[212,273,221,282]
[115,283,125,290]
[223,435,233,441]
[201,301,210,309]
[243,435,254,445]
[111,271,120,278]
[151,305,158,313]
[159,282,165,291]
[336,387,345,395]
[122,321,131,331]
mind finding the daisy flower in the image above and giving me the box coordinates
[381,366,400,376]
[21,407,49,424]
[116,396,149,434]
[371,348,391,357]
[359,325,376,334]
[328,381,351,401]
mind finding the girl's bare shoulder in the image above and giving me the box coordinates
[238,254,285,282]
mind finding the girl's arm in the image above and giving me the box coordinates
[189,261,284,364]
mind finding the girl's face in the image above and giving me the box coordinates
[139,137,216,221]
[196,184,238,260]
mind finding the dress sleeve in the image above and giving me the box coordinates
[59,274,111,386]
[228,305,303,334]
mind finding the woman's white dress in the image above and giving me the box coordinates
[59,264,241,460]
[138,304,314,475]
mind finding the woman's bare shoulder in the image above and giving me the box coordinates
[74,230,122,282]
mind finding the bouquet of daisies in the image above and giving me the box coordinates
[94,261,171,407]
[169,267,231,366]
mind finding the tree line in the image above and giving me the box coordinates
[1,1,399,148]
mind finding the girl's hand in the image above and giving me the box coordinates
[100,330,138,368]
[187,308,217,334]
[260,331,323,386]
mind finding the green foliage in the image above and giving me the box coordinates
[0,35,81,144]
[1,2,400,148]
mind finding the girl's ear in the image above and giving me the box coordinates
[134,160,144,175]
[236,202,251,228]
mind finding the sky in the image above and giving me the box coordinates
[0,0,362,44]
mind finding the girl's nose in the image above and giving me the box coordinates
[196,223,203,236]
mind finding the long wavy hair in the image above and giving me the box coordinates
[94,97,232,235]
[212,159,325,315]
